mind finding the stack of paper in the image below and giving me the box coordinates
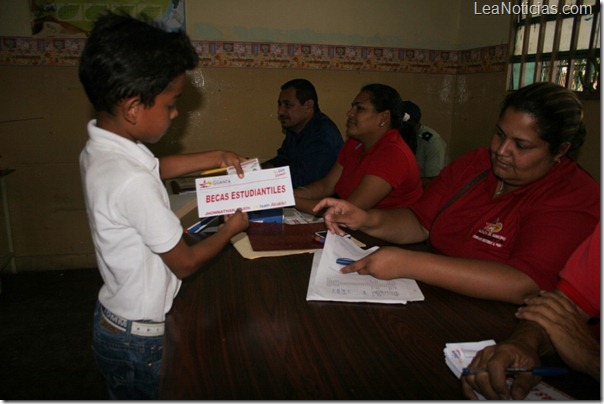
[226,158,261,175]
[306,231,424,304]
[283,207,324,224]
[444,339,497,378]
[444,340,573,400]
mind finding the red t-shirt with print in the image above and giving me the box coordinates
[410,147,600,290]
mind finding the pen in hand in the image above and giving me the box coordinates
[462,367,569,377]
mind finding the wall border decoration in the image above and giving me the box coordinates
[0,37,508,74]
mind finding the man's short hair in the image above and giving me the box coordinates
[281,78,320,112]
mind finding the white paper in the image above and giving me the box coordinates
[226,158,261,175]
[195,167,295,217]
[444,340,574,400]
[306,231,425,304]
[444,340,497,379]
[283,207,324,224]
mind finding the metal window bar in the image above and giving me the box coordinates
[519,1,534,88]
[583,2,600,94]
[509,0,600,95]
[505,5,518,90]
[548,0,565,84]
[565,0,584,88]
[533,0,550,84]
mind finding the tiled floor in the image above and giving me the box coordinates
[0,268,109,400]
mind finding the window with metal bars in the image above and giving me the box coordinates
[507,0,600,98]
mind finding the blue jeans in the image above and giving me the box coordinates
[92,302,163,400]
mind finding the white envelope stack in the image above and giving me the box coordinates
[443,340,573,400]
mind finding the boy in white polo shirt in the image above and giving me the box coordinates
[78,11,249,399]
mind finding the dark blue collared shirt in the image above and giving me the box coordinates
[265,111,343,188]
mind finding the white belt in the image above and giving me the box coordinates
[101,305,164,337]
[129,321,164,337]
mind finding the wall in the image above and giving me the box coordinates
[0,0,599,271]
[185,0,463,48]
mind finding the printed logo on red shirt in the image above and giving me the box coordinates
[472,218,506,248]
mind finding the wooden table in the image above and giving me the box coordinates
[160,234,599,400]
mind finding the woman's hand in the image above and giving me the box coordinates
[313,197,369,235]
[219,152,247,177]
[516,290,599,378]
[461,341,541,400]
[340,247,407,280]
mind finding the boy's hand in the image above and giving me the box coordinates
[220,209,249,235]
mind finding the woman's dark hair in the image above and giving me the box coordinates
[79,11,199,113]
[361,84,417,153]
[500,82,586,156]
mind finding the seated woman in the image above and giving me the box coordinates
[313,82,599,304]
[293,83,422,214]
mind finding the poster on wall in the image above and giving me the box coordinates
[29,0,185,37]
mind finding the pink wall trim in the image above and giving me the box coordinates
[0,37,508,74]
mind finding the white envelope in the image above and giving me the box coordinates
[196,166,295,217]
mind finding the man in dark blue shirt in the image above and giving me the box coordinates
[263,79,343,188]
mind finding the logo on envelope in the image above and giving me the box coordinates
[197,178,232,189]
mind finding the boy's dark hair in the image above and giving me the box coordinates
[281,78,320,113]
[79,11,198,113]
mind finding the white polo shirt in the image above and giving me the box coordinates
[80,120,183,322]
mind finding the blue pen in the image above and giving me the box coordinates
[186,216,215,234]
[336,258,355,266]
[462,367,569,376]
[186,220,205,234]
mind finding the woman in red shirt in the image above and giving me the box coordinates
[294,84,422,214]
[313,82,599,304]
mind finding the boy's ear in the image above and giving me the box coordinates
[121,97,141,125]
